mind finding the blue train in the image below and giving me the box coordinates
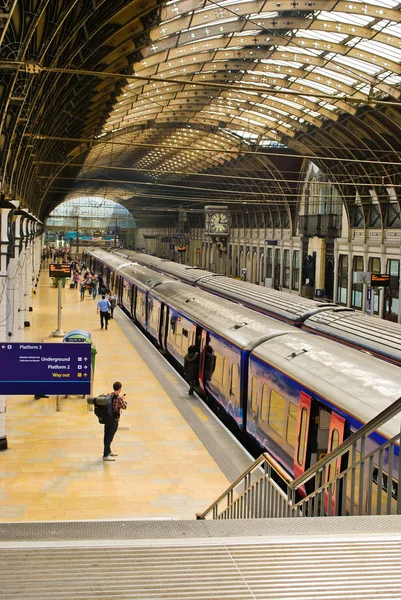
[111,248,401,368]
[84,248,401,514]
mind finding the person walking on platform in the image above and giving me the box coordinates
[97,294,111,329]
[184,345,200,395]
[103,381,127,461]
[79,279,86,300]
[108,290,117,318]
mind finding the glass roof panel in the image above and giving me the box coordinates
[78,0,401,188]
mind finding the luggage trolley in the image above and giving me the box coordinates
[62,330,97,398]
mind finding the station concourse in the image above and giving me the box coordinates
[0,264,252,522]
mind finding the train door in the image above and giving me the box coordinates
[159,304,169,351]
[198,329,208,392]
[324,412,346,514]
[294,392,314,481]
[132,285,137,320]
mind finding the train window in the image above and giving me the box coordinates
[182,329,188,338]
[260,385,269,422]
[327,429,340,483]
[222,358,229,391]
[175,323,182,347]
[170,318,177,334]
[297,408,308,465]
[212,352,224,385]
[251,377,258,413]
[230,364,238,399]
[286,403,298,448]
[371,468,398,515]
[346,450,361,513]
[268,390,286,438]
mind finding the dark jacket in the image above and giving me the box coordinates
[184,351,199,381]
[204,350,216,381]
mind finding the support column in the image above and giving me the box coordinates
[333,241,339,304]
[347,245,353,308]
[23,216,33,326]
[0,202,16,450]
[379,245,386,319]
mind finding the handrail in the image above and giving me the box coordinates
[196,452,293,519]
[292,431,401,510]
[289,395,401,490]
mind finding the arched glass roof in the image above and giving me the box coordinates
[79,0,401,192]
[2,0,401,219]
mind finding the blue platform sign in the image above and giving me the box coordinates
[0,343,91,395]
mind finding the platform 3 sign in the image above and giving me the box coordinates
[0,343,91,395]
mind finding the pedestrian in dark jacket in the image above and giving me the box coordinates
[184,345,200,395]
[204,345,216,382]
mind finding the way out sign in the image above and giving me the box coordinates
[0,343,91,395]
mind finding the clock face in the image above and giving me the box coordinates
[209,212,229,234]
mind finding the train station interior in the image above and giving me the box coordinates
[1,0,401,597]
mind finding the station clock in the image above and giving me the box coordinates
[205,205,230,236]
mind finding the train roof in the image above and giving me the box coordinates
[252,331,401,440]
[85,249,173,289]
[86,249,132,271]
[112,250,163,268]
[198,277,335,324]
[303,309,401,366]
[114,250,214,283]
[151,281,294,348]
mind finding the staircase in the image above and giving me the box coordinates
[2,518,401,599]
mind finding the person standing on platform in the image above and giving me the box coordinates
[103,381,127,461]
[108,290,117,318]
[91,274,98,299]
[97,294,111,329]
[98,272,105,295]
[204,344,216,383]
[184,345,200,395]
[79,278,86,300]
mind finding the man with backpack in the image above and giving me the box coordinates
[97,294,111,329]
[103,381,127,461]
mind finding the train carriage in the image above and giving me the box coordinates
[83,248,401,513]
[112,249,401,367]
[147,281,294,426]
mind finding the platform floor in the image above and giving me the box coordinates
[0,265,251,521]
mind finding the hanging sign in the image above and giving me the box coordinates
[49,264,71,278]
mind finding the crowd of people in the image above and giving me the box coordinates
[42,247,118,329]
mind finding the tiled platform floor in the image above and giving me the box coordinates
[0,264,229,521]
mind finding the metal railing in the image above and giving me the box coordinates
[197,396,401,520]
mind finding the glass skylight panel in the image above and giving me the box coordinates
[309,67,358,86]
[357,0,399,7]
[331,55,382,75]
[376,22,401,39]
[318,11,374,27]
[381,74,401,84]
[297,29,348,43]
[357,39,401,61]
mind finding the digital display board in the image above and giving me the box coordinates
[0,343,91,395]
[49,263,71,278]
[371,274,390,287]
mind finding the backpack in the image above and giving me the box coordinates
[92,394,115,424]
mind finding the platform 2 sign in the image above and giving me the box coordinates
[0,343,91,395]
[49,263,71,278]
